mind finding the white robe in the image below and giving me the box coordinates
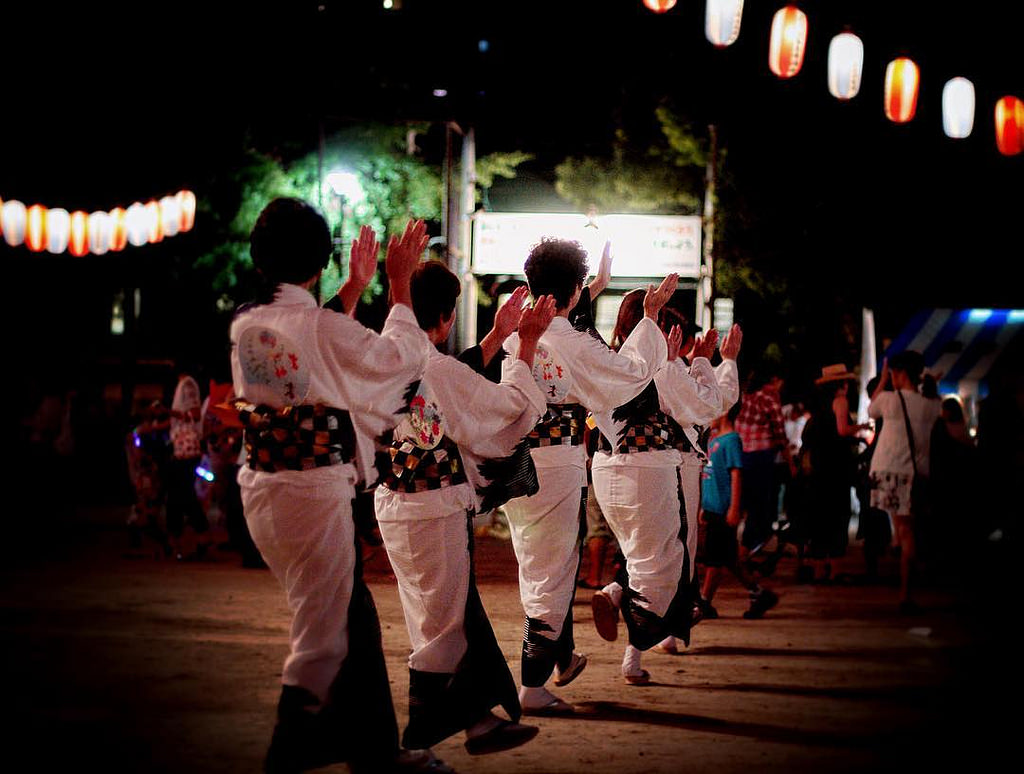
[502,315,666,640]
[231,284,430,702]
[375,349,546,672]
[592,356,721,614]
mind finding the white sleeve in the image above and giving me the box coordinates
[319,302,430,435]
[714,359,740,412]
[569,317,668,412]
[435,356,546,459]
[655,357,723,426]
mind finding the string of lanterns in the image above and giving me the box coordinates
[0,190,197,256]
[644,0,1023,155]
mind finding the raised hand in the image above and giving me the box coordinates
[666,324,683,362]
[518,295,557,345]
[348,224,379,293]
[493,285,530,340]
[720,323,743,361]
[589,240,613,298]
[643,273,679,319]
[691,327,719,361]
[385,219,429,306]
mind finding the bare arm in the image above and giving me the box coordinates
[587,240,613,298]
[727,468,742,527]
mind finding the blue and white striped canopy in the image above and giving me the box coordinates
[885,309,1024,399]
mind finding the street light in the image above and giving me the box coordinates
[324,169,365,271]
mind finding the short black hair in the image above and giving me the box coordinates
[249,198,332,286]
[523,238,589,309]
[889,350,925,386]
[410,260,461,331]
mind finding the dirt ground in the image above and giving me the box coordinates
[1,506,1017,774]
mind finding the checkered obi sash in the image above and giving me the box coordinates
[381,435,468,494]
[527,403,587,448]
[600,411,681,455]
[234,400,356,472]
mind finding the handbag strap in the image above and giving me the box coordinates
[895,390,919,478]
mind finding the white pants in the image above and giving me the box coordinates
[238,464,358,703]
[504,464,585,640]
[376,487,472,673]
[679,453,704,581]
[591,458,685,617]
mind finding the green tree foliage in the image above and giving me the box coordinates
[194,124,444,315]
[554,106,707,214]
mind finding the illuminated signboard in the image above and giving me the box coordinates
[471,212,702,278]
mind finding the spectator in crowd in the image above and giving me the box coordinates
[868,351,941,615]
[166,366,211,560]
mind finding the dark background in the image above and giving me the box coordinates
[3,1,1021,499]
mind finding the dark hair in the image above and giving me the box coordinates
[249,198,332,286]
[941,397,964,423]
[610,289,645,351]
[889,350,925,386]
[410,260,461,331]
[523,238,589,310]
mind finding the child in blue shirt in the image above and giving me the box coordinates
[699,401,779,619]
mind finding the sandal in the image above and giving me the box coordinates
[623,669,651,686]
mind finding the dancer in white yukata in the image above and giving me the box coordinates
[501,237,677,715]
[229,200,449,774]
[587,289,723,683]
[375,262,556,756]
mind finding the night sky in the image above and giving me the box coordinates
[2,1,1021,367]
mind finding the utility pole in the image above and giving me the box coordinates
[698,124,717,333]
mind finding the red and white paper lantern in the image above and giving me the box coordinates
[884,57,920,123]
[768,5,807,79]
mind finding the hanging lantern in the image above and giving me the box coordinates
[768,5,807,79]
[995,95,1024,156]
[69,211,89,257]
[26,204,47,252]
[88,211,112,255]
[108,207,128,251]
[46,208,71,254]
[705,0,744,47]
[942,78,975,139]
[884,57,920,123]
[176,189,197,232]
[643,0,676,12]
[125,202,148,246]
[159,195,180,237]
[828,32,863,100]
[143,200,163,243]
[2,200,27,247]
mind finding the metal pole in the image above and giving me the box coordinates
[699,124,717,333]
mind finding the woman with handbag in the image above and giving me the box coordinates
[867,351,941,615]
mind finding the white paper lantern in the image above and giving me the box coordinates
[828,32,864,100]
[88,211,112,255]
[143,200,163,243]
[126,202,148,246]
[942,77,975,139]
[46,208,71,254]
[705,0,744,48]
[159,195,180,237]
[2,200,27,247]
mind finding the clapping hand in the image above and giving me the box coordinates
[666,324,683,362]
[589,240,613,298]
[348,225,379,294]
[719,323,743,361]
[385,219,429,306]
[643,273,679,319]
[691,327,719,361]
[518,295,557,345]
[493,285,530,340]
